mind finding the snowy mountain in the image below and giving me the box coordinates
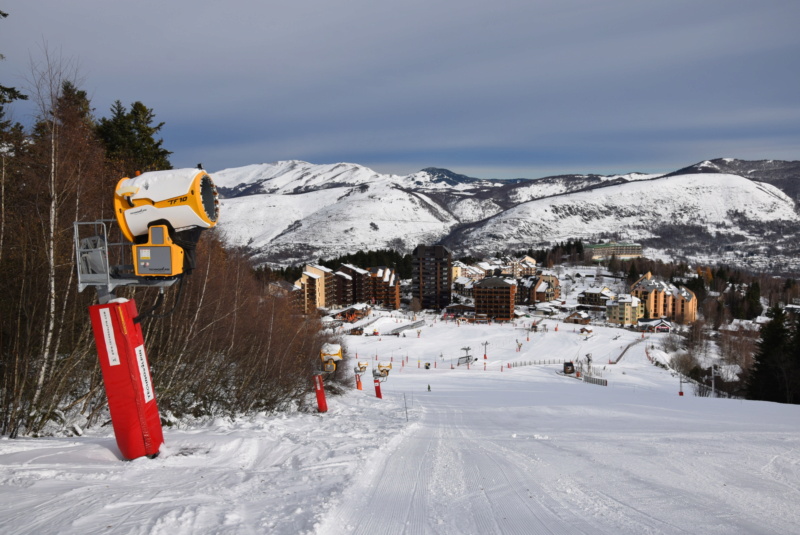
[213,159,800,271]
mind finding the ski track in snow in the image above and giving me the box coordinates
[2,316,800,534]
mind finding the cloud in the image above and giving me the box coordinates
[2,0,799,177]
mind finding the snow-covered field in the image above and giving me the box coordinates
[2,315,799,534]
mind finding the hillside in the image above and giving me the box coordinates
[213,159,800,272]
[2,314,799,533]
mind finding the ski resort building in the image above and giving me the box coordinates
[339,263,371,305]
[411,244,452,310]
[296,271,322,315]
[630,272,697,324]
[334,271,354,307]
[606,294,644,327]
[577,287,616,308]
[368,266,401,310]
[584,241,643,262]
[473,277,517,322]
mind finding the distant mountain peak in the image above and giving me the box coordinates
[419,167,482,185]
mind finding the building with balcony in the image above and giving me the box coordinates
[368,266,401,310]
[631,272,697,324]
[473,277,517,322]
[584,241,642,262]
[411,244,452,310]
[606,294,644,327]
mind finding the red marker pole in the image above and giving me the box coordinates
[314,374,328,412]
[374,378,383,399]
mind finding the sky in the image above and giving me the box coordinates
[2,0,799,179]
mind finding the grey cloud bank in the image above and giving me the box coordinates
[3,0,799,178]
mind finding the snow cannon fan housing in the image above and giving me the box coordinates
[114,169,219,278]
[320,343,343,373]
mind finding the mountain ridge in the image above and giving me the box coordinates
[213,159,800,273]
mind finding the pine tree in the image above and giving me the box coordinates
[626,263,639,286]
[789,313,800,403]
[96,100,172,175]
[0,11,28,107]
[746,306,794,403]
[743,282,763,320]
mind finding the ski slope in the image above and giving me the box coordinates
[1,316,799,534]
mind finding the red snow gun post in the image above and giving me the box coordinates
[354,361,369,391]
[75,166,219,460]
[315,343,344,412]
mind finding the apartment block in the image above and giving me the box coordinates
[412,244,452,310]
[631,272,697,324]
[473,277,517,322]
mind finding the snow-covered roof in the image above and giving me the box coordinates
[341,263,369,275]
[609,294,640,306]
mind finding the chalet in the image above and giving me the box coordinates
[332,304,372,323]
[637,318,672,332]
[577,287,615,308]
[442,303,475,319]
[532,273,560,303]
[565,311,591,325]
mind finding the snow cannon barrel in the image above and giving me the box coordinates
[114,168,219,242]
[320,343,343,372]
[114,169,219,277]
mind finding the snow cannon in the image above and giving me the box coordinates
[354,361,369,374]
[373,362,392,379]
[320,343,343,373]
[114,168,219,278]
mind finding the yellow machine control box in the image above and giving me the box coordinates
[132,225,184,277]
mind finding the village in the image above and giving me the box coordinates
[274,242,699,335]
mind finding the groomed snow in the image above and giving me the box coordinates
[2,315,799,534]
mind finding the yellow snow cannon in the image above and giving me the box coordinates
[114,168,219,278]
[320,343,343,372]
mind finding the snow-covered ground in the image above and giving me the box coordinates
[2,315,799,534]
